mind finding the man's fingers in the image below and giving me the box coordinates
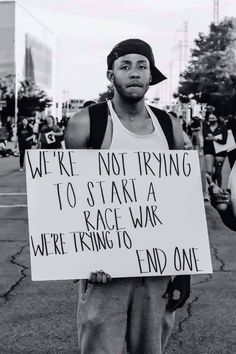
[106,273,112,282]
[88,270,112,284]
[89,272,96,283]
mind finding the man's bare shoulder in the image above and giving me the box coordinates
[64,108,90,149]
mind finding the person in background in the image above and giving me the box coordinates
[179,114,187,133]
[0,120,8,157]
[6,116,13,142]
[227,114,236,169]
[168,111,193,150]
[58,116,69,130]
[207,163,236,231]
[16,117,34,171]
[33,117,40,144]
[189,116,202,152]
[38,115,63,149]
[65,38,190,354]
[203,113,228,188]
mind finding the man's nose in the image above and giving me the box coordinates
[129,69,140,78]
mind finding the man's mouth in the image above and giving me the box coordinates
[126,82,143,88]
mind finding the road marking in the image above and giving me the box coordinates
[0,193,26,196]
[0,205,27,208]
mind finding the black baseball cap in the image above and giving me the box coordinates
[107,38,167,85]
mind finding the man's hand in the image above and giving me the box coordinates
[207,174,231,213]
[163,275,190,312]
[89,270,112,284]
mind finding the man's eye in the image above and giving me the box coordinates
[120,66,129,70]
[140,65,147,70]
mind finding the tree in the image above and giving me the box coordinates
[97,85,114,102]
[178,18,236,115]
[0,75,52,120]
[17,79,52,117]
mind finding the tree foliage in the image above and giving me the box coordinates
[0,75,52,118]
[178,18,236,115]
[97,85,114,102]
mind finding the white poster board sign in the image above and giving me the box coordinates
[26,149,212,281]
[213,129,236,154]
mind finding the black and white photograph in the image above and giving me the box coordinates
[0,0,236,353]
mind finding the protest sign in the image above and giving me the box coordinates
[213,129,236,154]
[26,149,212,281]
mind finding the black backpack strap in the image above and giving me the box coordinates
[88,101,108,148]
[149,105,175,149]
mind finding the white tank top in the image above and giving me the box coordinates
[107,100,169,150]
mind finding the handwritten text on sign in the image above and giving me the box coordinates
[26,149,212,281]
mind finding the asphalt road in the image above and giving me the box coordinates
[0,154,235,354]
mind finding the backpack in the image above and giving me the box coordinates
[88,101,174,149]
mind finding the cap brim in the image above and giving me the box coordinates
[150,65,167,85]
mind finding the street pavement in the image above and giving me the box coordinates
[0,153,235,354]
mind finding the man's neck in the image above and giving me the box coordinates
[112,95,146,121]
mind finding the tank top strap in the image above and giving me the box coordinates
[107,100,120,128]
[145,104,169,147]
[145,104,163,130]
[107,100,169,150]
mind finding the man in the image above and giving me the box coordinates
[65,38,190,353]
[207,165,236,231]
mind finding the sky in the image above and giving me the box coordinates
[15,0,236,102]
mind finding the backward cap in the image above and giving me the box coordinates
[107,38,166,85]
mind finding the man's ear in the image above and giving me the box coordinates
[149,73,152,84]
[107,70,114,84]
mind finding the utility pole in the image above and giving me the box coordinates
[168,61,173,104]
[174,21,189,78]
[213,0,219,25]
[183,21,188,70]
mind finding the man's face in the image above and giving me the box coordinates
[108,54,152,103]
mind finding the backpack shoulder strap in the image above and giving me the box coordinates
[88,101,108,148]
[149,105,175,149]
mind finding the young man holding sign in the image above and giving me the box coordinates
[65,39,190,354]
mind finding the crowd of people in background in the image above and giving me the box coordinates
[0,105,236,203]
[0,114,69,163]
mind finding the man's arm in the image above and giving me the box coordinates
[164,114,190,312]
[64,108,90,149]
[64,109,112,284]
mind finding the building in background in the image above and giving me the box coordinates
[62,98,85,117]
[0,1,61,124]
